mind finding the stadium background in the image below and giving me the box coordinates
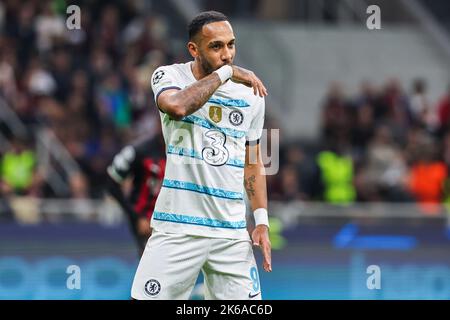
[1,0,450,299]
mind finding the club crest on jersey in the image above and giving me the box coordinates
[144,279,161,297]
[209,106,222,123]
[229,110,243,126]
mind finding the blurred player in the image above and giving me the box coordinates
[106,134,165,256]
[131,11,271,300]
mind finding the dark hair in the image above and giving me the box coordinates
[188,11,228,40]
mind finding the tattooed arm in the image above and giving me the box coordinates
[244,142,271,272]
[157,66,267,121]
[244,143,267,209]
[157,73,222,120]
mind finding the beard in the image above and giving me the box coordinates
[199,55,216,75]
[198,53,231,76]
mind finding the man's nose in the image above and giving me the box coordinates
[221,48,232,62]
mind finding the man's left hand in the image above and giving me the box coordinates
[251,225,272,272]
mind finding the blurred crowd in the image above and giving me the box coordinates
[1,1,450,218]
[269,78,450,214]
[0,0,182,201]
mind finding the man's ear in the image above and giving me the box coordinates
[187,41,199,58]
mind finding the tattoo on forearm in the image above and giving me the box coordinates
[244,175,256,200]
[175,74,221,116]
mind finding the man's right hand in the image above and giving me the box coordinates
[231,66,268,97]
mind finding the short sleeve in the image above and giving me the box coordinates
[107,145,137,183]
[150,66,182,110]
[246,97,265,145]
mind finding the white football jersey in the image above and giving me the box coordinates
[150,61,265,239]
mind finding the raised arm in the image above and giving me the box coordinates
[157,72,222,120]
[156,65,268,120]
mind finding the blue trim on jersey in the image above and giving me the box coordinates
[167,145,245,168]
[162,178,244,200]
[226,158,245,168]
[208,97,250,108]
[153,211,247,229]
[180,115,246,139]
[167,145,202,160]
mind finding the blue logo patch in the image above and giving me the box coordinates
[144,279,161,297]
[229,110,244,126]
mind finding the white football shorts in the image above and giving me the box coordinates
[131,229,262,300]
